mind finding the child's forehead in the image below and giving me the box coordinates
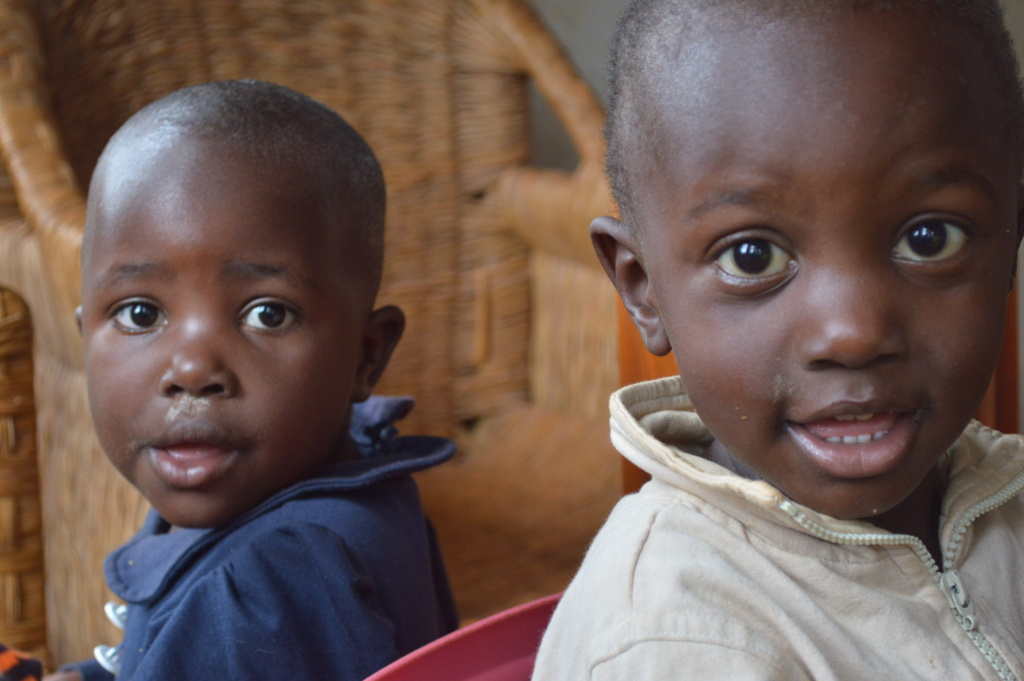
[98,126,318,194]
[83,133,355,270]
[655,8,992,114]
[92,130,336,223]
[631,8,1014,184]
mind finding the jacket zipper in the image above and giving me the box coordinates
[780,471,1024,681]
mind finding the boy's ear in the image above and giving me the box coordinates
[352,304,405,403]
[590,215,671,356]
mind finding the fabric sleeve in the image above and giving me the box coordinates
[58,658,113,681]
[591,639,813,681]
[124,522,399,681]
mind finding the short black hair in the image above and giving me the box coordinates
[90,79,386,292]
[606,0,1024,225]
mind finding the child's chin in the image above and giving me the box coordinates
[786,479,917,522]
[149,495,246,529]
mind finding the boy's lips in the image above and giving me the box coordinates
[148,443,238,489]
[786,411,919,479]
[143,421,246,489]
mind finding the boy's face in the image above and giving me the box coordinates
[79,135,402,528]
[597,10,1024,520]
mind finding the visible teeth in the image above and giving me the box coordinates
[826,430,888,445]
[835,413,875,421]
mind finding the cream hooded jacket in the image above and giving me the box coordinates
[533,377,1024,681]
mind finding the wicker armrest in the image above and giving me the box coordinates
[0,0,85,345]
[495,163,609,269]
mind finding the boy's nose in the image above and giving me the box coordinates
[158,327,239,399]
[796,274,908,371]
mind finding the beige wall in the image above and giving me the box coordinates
[1009,3,1024,51]
[528,0,627,170]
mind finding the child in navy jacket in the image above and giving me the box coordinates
[50,79,457,681]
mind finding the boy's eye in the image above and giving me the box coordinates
[716,238,793,278]
[112,302,164,332]
[894,220,967,262]
[241,302,297,331]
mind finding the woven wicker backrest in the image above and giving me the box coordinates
[0,0,615,666]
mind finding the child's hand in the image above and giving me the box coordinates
[41,673,80,681]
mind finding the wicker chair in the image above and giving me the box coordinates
[0,0,620,667]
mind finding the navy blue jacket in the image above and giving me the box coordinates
[65,397,457,680]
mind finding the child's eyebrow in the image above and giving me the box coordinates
[685,166,998,223]
[95,262,172,288]
[220,261,308,288]
[687,187,772,220]
[914,166,998,202]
